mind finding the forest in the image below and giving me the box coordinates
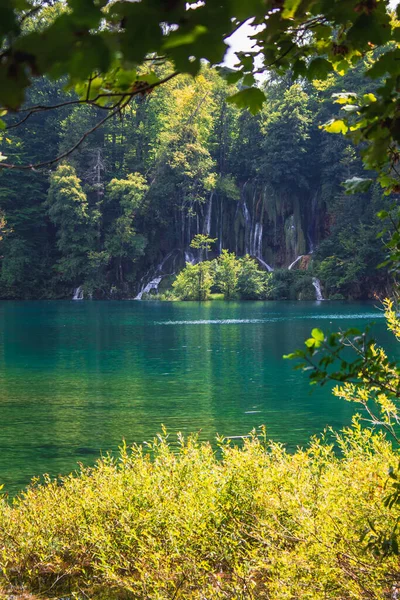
[0,61,392,301]
[4,1,400,598]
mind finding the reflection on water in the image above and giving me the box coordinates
[0,300,395,494]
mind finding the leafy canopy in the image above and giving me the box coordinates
[1,0,400,175]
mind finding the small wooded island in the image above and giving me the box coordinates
[1,0,400,598]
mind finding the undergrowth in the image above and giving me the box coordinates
[0,424,399,599]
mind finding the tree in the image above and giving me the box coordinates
[0,0,399,188]
[47,163,98,284]
[259,84,313,192]
[172,261,213,301]
[237,255,270,300]
[214,249,239,299]
[190,234,216,252]
[104,173,148,282]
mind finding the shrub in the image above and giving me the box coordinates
[172,261,213,300]
[0,425,399,599]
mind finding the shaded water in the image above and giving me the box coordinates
[0,300,395,494]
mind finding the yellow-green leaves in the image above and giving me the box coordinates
[0,426,398,598]
[305,328,325,350]
[163,25,208,50]
[323,119,348,134]
[282,0,302,19]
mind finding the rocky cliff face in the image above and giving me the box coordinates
[136,180,327,295]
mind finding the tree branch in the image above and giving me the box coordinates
[2,71,179,128]
[0,72,179,170]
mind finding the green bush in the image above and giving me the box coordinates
[0,424,399,599]
[267,269,315,301]
[172,252,272,301]
[172,261,213,300]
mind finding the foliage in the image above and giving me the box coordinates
[173,252,272,301]
[0,64,391,299]
[190,234,217,261]
[313,184,392,298]
[267,269,315,301]
[47,163,99,283]
[237,254,271,300]
[214,249,239,300]
[0,427,399,599]
[104,173,148,282]
[0,0,398,185]
[286,298,400,553]
[259,84,312,192]
[172,261,213,301]
[286,300,400,440]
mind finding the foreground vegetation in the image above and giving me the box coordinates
[0,426,399,599]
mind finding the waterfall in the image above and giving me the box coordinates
[135,276,163,300]
[204,193,213,237]
[135,250,178,300]
[72,286,84,300]
[312,277,324,301]
[218,197,223,254]
[242,201,251,254]
[307,233,314,254]
[257,257,274,272]
[288,255,303,270]
[247,219,274,272]
[184,249,196,264]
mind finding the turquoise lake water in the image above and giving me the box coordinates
[0,300,395,494]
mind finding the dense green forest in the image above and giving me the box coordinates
[0,62,392,301]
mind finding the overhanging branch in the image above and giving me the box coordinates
[0,71,179,170]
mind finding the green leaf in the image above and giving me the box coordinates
[0,1,18,36]
[307,57,334,81]
[226,87,266,115]
[367,49,400,79]
[282,0,302,19]
[377,210,389,219]
[242,73,256,87]
[163,25,207,50]
[362,93,377,104]
[223,69,243,85]
[311,329,324,343]
[347,13,392,47]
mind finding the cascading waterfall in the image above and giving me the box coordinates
[307,192,318,254]
[288,255,303,270]
[246,215,273,272]
[135,250,178,300]
[307,233,315,254]
[242,201,251,254]
[72,286,84,300]
[184,249,196,264]
[135,276,163,300]
[204,193,213,237]
[312,277,324,301]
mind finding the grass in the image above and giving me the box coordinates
[0,424,399,599]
